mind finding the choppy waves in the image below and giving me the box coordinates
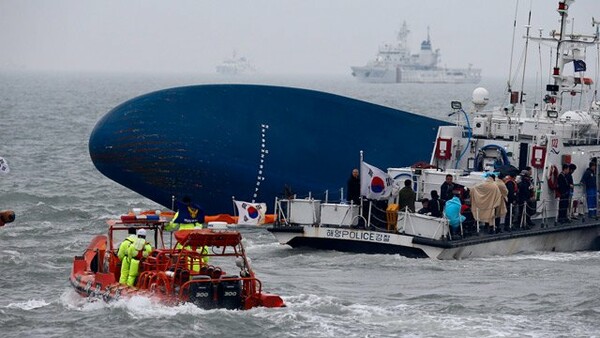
[1,73,600,337]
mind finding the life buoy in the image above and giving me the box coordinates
[547,164,559,197]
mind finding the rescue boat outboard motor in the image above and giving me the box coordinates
[217,275,242,310]
[188,275,214,309]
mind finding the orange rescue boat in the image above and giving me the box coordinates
[70,215,284,310]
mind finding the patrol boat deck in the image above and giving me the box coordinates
[270,0,600,259]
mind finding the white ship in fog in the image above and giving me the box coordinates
[216,51,256,75]
[351,22,481,84]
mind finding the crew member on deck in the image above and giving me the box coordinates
[417,198,430,215]
[517,170,535,228]
[398,179,416,212]
[557,164,571,223]
[568,163,577,219]
[165,196,208,270]
[165,196,205,231]
[125,228,153,287]
[117,227,137,284]
[503,173,518,230]
[581,161,597,218]
[440,174,455,203]
[347,168,361,205]
[428,190,443,217]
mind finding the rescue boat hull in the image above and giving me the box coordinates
[70,229,285,310]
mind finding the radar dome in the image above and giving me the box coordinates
[472,87,489,109]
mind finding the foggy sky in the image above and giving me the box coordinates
[1,0,599,78]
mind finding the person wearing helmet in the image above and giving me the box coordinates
[117,227,137,284]
[124,228,153,287]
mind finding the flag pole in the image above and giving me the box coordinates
[232,196,237,217]
[359,150,364,222]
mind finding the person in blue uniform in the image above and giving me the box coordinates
[165,196,205,231]
[580,161,597,218]
[164,196,208,270]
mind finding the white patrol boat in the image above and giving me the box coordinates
[269,0,600,259]
[216,51,256,75]
[351,22,481,84]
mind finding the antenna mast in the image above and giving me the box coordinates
[519,4,533,104]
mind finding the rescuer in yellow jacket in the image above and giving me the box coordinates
[125,228,153,287]
[117,227,137,284]
[164,196,204,231]
[164,196,208,270]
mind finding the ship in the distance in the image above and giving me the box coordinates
[351,22,481,84]
[216,51,256,75]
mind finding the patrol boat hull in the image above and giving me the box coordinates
[268,222,600,259]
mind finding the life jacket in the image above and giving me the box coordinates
[117,234,137,261]
[129,238,151,261]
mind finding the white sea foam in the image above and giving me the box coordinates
[6,299,50,310]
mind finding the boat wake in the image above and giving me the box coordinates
[5,299,50,311]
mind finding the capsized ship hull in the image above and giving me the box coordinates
[89,84,448,213]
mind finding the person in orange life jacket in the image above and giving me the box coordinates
[165,196,204,231]
[117,227,137,284]
[164,196,209,270]
[557,164,571,223]
[125,228,153,287]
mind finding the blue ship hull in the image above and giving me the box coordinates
[89,84,449,213]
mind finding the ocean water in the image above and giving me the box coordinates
[1,71,599,338]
